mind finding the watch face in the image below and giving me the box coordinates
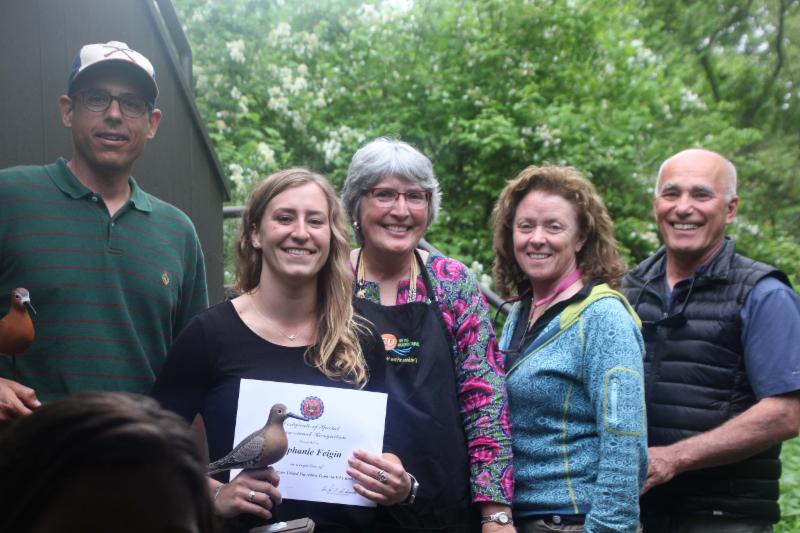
[482,512,511,525]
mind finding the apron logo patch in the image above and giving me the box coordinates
[381,333,420,364]
[381,333,398,351]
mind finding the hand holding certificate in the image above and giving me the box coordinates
[234,379,387,507]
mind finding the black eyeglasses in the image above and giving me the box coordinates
[641,310,687,331]
[73,88,150,118]
[635,275,697,332]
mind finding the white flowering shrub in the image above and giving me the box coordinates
[175,0,800,287]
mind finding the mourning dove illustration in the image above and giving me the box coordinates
[0,288,36,378]
[208,403,307,475]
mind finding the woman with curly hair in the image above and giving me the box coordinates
[492,165,647,533]
[153,168,407,531]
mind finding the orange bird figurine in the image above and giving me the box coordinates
[0,288,37,378]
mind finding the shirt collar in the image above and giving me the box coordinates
[649,238,730,284]
[127,176,152,212]
[49,157,152,212]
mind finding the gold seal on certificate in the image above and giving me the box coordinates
[233,379,388,507]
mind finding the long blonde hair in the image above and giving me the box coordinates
[492,165,627,298]
[235,168,369,388]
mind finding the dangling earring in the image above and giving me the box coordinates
[352,220,361,231]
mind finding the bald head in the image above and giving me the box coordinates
[656,149,737,202]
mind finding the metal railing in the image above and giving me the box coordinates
[222,206,509,314]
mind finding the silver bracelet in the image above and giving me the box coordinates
[213,483,225,501]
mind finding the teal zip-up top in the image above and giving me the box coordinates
[500,284,647,532]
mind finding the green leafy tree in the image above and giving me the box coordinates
[176,0,799,285]
[638,0,800,284]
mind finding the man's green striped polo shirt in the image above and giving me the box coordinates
[0,158,208,401]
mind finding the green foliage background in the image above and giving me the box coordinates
[174,0,800,526]
[175,0,800,288]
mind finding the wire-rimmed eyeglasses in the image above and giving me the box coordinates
[72,88,151,118]
[365,188,431,209]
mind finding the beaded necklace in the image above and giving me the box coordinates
[356,251,418,302]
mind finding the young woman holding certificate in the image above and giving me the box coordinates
[152,169,412,532]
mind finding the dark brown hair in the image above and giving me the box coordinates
[0,392,215,533]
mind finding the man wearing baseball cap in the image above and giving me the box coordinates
[0,41,209,419]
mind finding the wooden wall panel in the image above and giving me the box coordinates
[0,0,227,304]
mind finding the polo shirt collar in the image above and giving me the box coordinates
[127,176,152,212]
[50,157,152,212]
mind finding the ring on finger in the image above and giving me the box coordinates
[248,489,257,503]
[376,469,389,484]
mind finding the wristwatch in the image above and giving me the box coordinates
[480,511,513,525]
[399,472,419,505]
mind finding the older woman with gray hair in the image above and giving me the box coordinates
[341,137,514,532]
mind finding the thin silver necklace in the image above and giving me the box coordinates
[249,293,309,342]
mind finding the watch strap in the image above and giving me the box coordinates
[399,472,419,506]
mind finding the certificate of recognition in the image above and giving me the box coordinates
[232,379,388,507]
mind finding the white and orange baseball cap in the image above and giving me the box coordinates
[67,41,158,105]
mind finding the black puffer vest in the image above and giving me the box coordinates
[622,238,790,523]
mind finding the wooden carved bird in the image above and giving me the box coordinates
[208,403,307,475]
[0,288,36,378]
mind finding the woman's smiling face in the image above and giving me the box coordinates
[512,189,585,293]
[251,182,332,285]
[358,174,429,259]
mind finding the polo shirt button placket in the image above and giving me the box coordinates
[108,218,120,252]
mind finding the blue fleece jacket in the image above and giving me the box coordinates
[499,284,647,533]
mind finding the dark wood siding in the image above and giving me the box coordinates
[0,0,228,304]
